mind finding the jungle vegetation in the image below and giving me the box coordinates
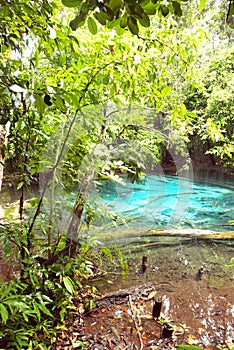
[0,0,233,348]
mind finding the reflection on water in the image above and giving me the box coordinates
[94,174,234,232]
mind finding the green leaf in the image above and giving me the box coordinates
[228,2,234,17]
[54,95,66,111]
[94,11,107,25]
[62,0,81,7]
[160,5,169,16]
[120,14,128,28]
[0,303,8,324]
[127,16,139,35]
[139,12,150,27]
[115,25,125,36]
[172,1,182,16]
[103,6,114,21]
[161,86,172,97]
[70,14,86,30]
[108,0,123,13]
[0,5,10,17]
[198,0,207,12]
[63,276,75,294]
[133,4,144,18]
[87,17,98,34]
[37,302,54,318]
[30,197,41,208]
[35,94,46,115]
[144,2,156,15]
[33,303,41,322]
[227,257,234,266]
[101,247,113,259]
[17,181,24,190]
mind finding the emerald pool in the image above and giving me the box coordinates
[94,174,234,232]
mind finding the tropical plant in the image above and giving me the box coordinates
[0,0,234,347]
[61,0,234,35]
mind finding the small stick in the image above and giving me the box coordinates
[152,298,162,319]
[142,255,148,273]
[128,295,144,350]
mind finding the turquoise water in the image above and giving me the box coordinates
[94,174,234,232]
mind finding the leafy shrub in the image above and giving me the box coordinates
[0,253,95,349]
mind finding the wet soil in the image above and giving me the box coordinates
[54,237,234,349]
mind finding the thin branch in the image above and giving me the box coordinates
[27,109,79,237]
[27,60,121,240]
[137,34,188,65]
[114,123,168,142]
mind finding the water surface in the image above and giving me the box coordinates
[94,174,234,232]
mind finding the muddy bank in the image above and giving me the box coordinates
[80,238,234,349]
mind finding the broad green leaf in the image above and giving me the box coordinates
[139,12,150,27]
[30,197,41,208]
[161,86,172,97]
[115,25,125,36]
[199,0,207,12]
[62,0,81,7]
[70,14,86,30]
[17,181,24,190]
[108,0,123,13]
[35,94,45,115]
[63,276,75,294]
[101,247,113,259]
[133,4,144,18]
[37,303,54,318]
[160,5,169,16]
[33,303,41,322]
[120,14,128,28]
[227,260,234,266]
[228,2,234,17]
[0,304,8,324]
[54,95,66,111]
[144,2,156,15]
[21,3,34,15]
[104,6,114,21]
[87,17,98,35]
[94,11,107,25]
[0,5,10,17]
[127,16,139,35]
[172,1,182,16]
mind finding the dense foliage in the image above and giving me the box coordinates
[0,0,233,348]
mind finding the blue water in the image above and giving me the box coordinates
[94,174,234,232]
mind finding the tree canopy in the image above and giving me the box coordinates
[0,0,234,348]
[61,0,234,35]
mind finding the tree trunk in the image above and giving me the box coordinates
[0,121,10,192]
[67,168,96,240]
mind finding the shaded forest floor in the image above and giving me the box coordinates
[53,239,234,350]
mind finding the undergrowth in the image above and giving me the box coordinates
[0,247,95,349]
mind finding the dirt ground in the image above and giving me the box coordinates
[53,238,234,349]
